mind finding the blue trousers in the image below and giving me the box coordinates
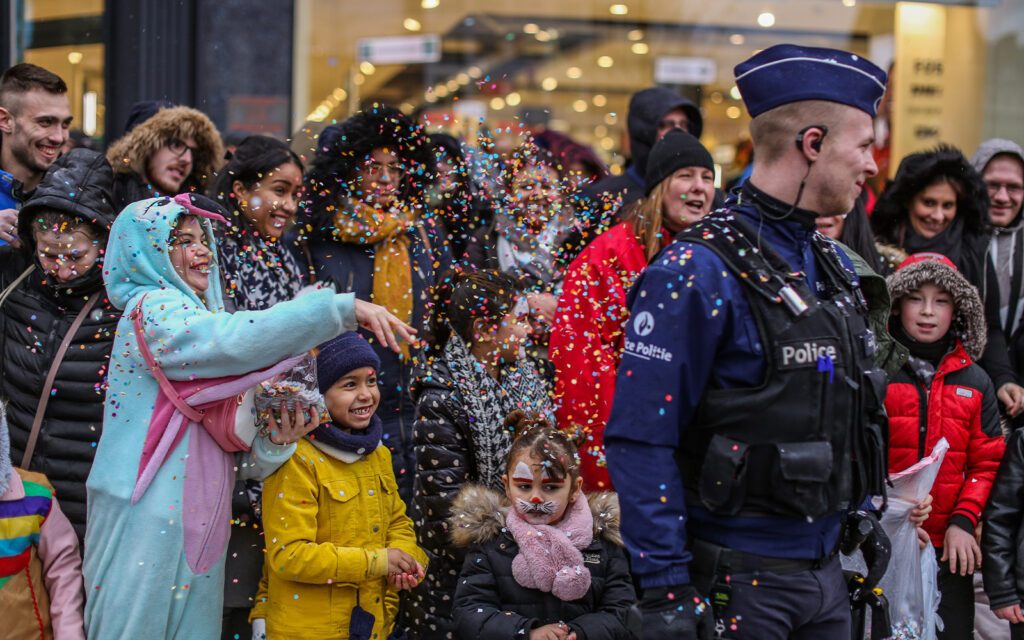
[692,552,850,639]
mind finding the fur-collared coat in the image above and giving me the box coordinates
[106,106,223,210]
[449,485,638,640]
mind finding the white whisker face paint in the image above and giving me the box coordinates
[516,498,558,515]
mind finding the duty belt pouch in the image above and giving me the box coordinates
[699,434,750,515]
[773,441,833,517]
[858,368,890,500]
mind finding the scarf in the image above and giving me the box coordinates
[902,217,966,269]
[891,321,952,387]
[443,335,554,490]
[216,217,304,311]
[309,414,383,458]
[991,220,1024,337]
[333,201,415,357]
[505,495,594,601]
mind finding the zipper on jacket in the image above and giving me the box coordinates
[914,378,929,460]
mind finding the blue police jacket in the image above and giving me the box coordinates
[605,182,858,588]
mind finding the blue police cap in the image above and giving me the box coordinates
[734,44,887,118]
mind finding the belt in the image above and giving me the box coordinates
[691,538,833,576]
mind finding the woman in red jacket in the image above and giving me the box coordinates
[886,252,1006,639]
[549,129,714,491]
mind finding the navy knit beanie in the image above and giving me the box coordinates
[316,332,381,393]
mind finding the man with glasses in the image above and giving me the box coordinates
[972,140,1024,414]
[105,105,223,210]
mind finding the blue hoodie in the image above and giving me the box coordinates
[83,197,357,639]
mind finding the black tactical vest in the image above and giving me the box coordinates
[677,211,888,519]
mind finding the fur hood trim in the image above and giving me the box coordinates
[886,258,987,359]
[106,106,224,189]
[448,484,622,548]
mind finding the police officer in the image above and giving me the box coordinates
[605,44,891,639]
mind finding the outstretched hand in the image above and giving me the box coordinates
[354,299,418,353]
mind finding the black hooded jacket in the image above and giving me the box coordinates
[563,88,702,264]
[983,427,1024,610]
[872,145,1017,391]
[0,149,119,544]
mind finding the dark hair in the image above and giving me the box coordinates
[501,142,560,191]
[504,410,580,483]
[211,135,303,218]
[871,144,989,245]
[425,268,522,351]
[30,210,103,241]
[0,64,67,110]
[305,104,434,220]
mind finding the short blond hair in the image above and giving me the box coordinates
[749,101,848,164]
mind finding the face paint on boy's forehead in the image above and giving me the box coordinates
[512,461,534,482]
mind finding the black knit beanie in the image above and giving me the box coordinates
[644,129,714,196]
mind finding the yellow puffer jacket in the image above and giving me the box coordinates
[259,438,426,639]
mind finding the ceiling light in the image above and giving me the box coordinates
[468,66,483,79]
[404,18,422,31]
[592,94,607,107]
[541,77,559,91]
[424,92,438,103]
[359,61,376,75]
[573,99,588,112]
[600,137,615,150]
[435,85,448,97]
[757,12,775,27]
[597,56,614,68]
[566,66,582,79]
[594,125,608,137]
[400,102,415,113]
[609,4,628,15]
[726,106,742,119]
[353,73,365,86]
[536,31,552,42]
[842,0,856,6]
[421,0,440,7]
[523,23,540,34]
[332,87,348,101]
[631,42,649,55]
[710,91,723,104]
[506,92,522,106]
[446,80,459,91]
[627,29,644,41]
[456,72,470,84]
[490,97,506,110]
[67,51,84,64]
[604,112,618,125]
[729,85,742,100]
[729,33,745,45]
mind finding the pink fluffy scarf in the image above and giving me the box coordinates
[505,495,595,601]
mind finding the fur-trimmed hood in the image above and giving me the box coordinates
[886,256,987,360]
[872,144,990,245]
[448,484,622,548]
[106,106,223,191]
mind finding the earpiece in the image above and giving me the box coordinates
[795,124,829,156]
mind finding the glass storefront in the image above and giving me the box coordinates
[15,0,105,140]
[295,0,1024,184]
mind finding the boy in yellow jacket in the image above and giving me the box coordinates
[253,332,427,639]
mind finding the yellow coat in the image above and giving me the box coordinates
[259,438,426,639]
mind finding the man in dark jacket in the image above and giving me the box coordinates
[605,45,891,639]
[0,63,72,247]
[561,87,702,263]
[0,148,119,545]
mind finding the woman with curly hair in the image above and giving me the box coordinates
[872,144,1024,415]
[294,104,438,502]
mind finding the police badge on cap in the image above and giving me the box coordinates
[734,44,887,118]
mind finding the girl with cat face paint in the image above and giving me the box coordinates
[450,411,639,640]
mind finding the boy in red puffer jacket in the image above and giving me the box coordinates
[886,252,1005,639]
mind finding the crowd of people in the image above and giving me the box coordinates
[2,41,1024,640]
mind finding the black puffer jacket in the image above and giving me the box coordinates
[407,358,484,639]
[450,486,638,640]
[982,427,1024,609]
[0,149,118,544]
